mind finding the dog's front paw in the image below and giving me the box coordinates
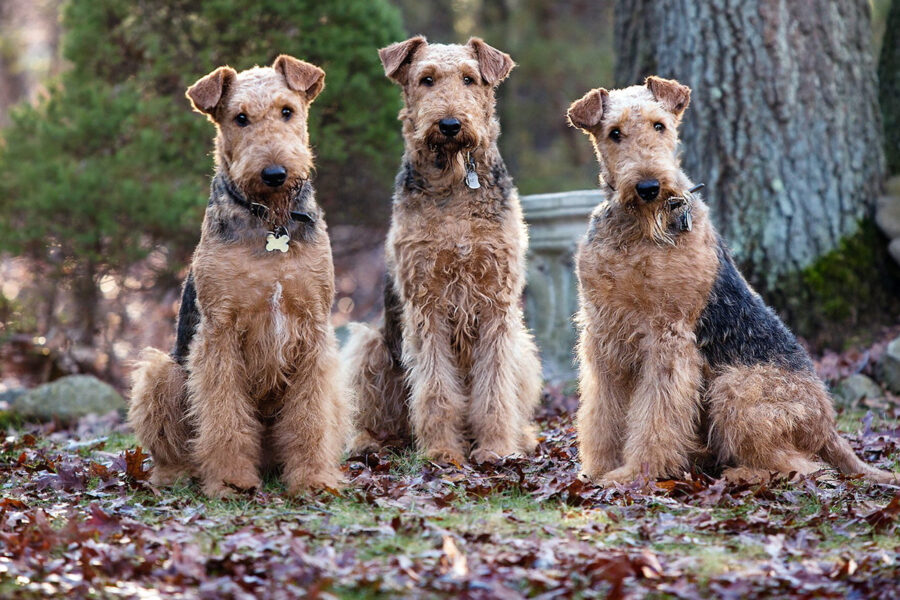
[284,465,343,496]
[470,447,503,465]
[424,447,466,466]
[596,466,642,488]
[518,428,539,455]
[150,462,190,487]
[347,432,382,456]
[202,472,261,498]
[721,466,773,485]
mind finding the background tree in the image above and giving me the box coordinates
[880,0,900,175]
[0,0,405,345]
[396,0,613,195]
[614,0,900,344]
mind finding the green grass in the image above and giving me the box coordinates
[3,415,899,598]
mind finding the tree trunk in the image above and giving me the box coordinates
[880,0,900,175]
[614,0,899,344]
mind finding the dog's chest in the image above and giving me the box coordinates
[193,240,325,322]
[579,233,714,324]
[394,215,514,303]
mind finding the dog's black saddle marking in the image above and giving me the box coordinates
[695,237,812,373]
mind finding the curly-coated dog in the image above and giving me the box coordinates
[129,56,347,496]
[568,76,898,486]
[344,37,542,464]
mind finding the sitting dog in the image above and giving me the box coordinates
[129,56,347,496]
[343,37,542,464]
[567,76,898,485]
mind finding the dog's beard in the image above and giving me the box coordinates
[423,128,478,170]
[238,177,307,226]
[619,183,684,245]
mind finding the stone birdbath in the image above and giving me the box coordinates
[521,190,600,383]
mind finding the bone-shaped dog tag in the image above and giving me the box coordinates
[266,231,290,253]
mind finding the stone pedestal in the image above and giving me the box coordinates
[521,190,601,382]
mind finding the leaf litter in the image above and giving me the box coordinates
[0,395,898,598]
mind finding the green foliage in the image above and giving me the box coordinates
[774,220,900,349]
[0,0,405,340]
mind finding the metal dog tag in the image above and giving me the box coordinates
[680,210,692,232]
[464,152,480,189]
[465,169,481,189]
[266,229,290,253]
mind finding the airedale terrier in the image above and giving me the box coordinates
[129,56,348,497]
[567,76,898,486]
[344,36,542,464]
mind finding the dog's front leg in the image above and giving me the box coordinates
[187,326,263,497]
[468,312,530,463]
[404,306,467,464]
[599,323,702,486]
[276,327,345,494]
[576,329,631,480]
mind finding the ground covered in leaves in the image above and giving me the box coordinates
[1,400,899,599]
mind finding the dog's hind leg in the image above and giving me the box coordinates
[709,365,898,484]
[343,322,411,454]
[129,347,193,485]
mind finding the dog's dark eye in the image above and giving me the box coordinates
[281,107,293,121]
[654,122,665,132]
[420,76,434,87]
[463,76,474,86]
[609,128,622,142]
[235,113,249,127]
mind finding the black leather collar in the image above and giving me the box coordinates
[214,174,315,225]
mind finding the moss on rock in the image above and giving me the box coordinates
[769,219,900,349]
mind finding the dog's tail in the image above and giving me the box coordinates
[341,322,411,454]
[129,347,193,484]
[820,430,898,484]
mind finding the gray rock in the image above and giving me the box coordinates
[889,238,900,267]
[13,375,126,424]
[875,195,900,239]
[0,387,27,409]
[879,337,900,394]
[832,374,882,406]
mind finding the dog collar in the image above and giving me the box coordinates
[214,175,315,252]
[216,175,315,225]
[667,183,704,233]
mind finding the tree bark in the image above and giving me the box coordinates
[614,0,898,341]
[880,0,900,174]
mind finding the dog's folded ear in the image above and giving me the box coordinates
[646,76,691,118]
[379,36,428,85]
[186,66,237,118]
[468,38,515,85]
[274,55,326,102]
[567,88,609,132]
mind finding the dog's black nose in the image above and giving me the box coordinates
[438,118,461,137]
[635,179,660,201]
[261,165,287,187]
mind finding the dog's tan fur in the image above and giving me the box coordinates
[568,77,898,486]
[345,37,542,464]
[129,56,347,497]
